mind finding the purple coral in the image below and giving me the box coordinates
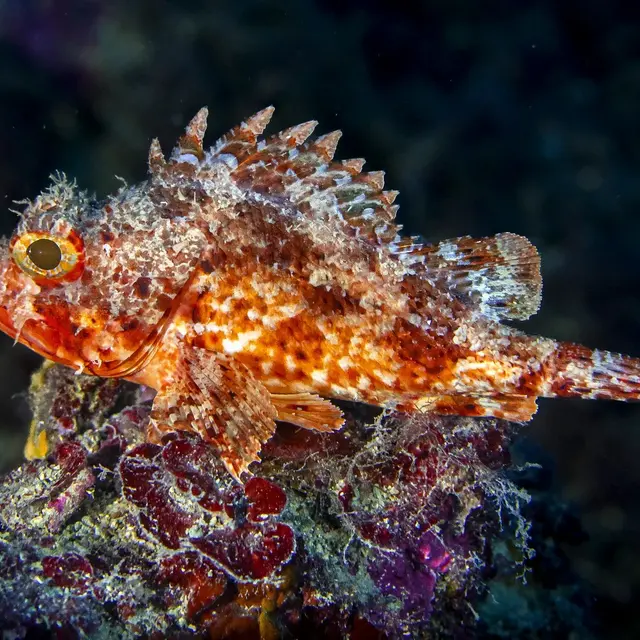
[367,531,451,628]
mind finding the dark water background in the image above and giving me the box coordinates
[0,1,638,637]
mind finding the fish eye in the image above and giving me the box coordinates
[11,231,84,282]
[26,238,62,271]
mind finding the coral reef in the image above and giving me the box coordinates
[0,361,534,638]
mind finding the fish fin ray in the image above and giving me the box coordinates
[171,107,209,162]
[200,108,403,243]
[549,343,640,401]
[146,349,277,481]
[270,392,345,432]
[407,233,542,321]
[416,393,538,422]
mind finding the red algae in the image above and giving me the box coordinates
[192,523,295,581]
[158,552,227,620]
[120,432,295,580]
[42,553,94,590]
[0,362,533,638]
[244,477,287,522]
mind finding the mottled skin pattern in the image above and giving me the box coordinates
[1,107,640,479]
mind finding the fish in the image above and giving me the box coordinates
[1,106,639,480]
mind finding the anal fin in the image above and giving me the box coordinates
[399,233,542,321]
[271,392,345,432]
[146,349,277,481]
[416,393,538,423]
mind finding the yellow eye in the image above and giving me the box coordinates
[11,231,84,282]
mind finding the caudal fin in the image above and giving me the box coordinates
[548,342,640,401]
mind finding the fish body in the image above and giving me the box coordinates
[1,107,639,479]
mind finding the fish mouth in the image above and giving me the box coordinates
[0,307,85,369]
[86,308,173,378]
[0,307,15,339]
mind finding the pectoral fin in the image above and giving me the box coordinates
[146,348,277,481]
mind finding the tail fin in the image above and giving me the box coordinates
[548,342,640,401]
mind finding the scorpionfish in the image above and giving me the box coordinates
[0,107,639,479]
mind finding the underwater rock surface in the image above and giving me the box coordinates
[0,362,542,638]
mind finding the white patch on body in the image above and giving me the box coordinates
[285,355,297,372]
[372,369,397,387]
[311,369,328,384]
[222,329,262,354]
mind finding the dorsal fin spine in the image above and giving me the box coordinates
[200,107,404,243]
[244,106,275,135]
[314,130,342,160]
[172,107,209,162]
[148,138,166,173]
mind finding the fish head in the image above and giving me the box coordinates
[0,172,207,375]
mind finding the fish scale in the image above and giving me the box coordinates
[0,106,639,480]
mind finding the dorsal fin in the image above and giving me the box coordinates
[405,232,542,321]
[314,130,342,160]
[210,106,276,164]
[148,138,166,173]
[201,107,404,244]
[172,107,209,163]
